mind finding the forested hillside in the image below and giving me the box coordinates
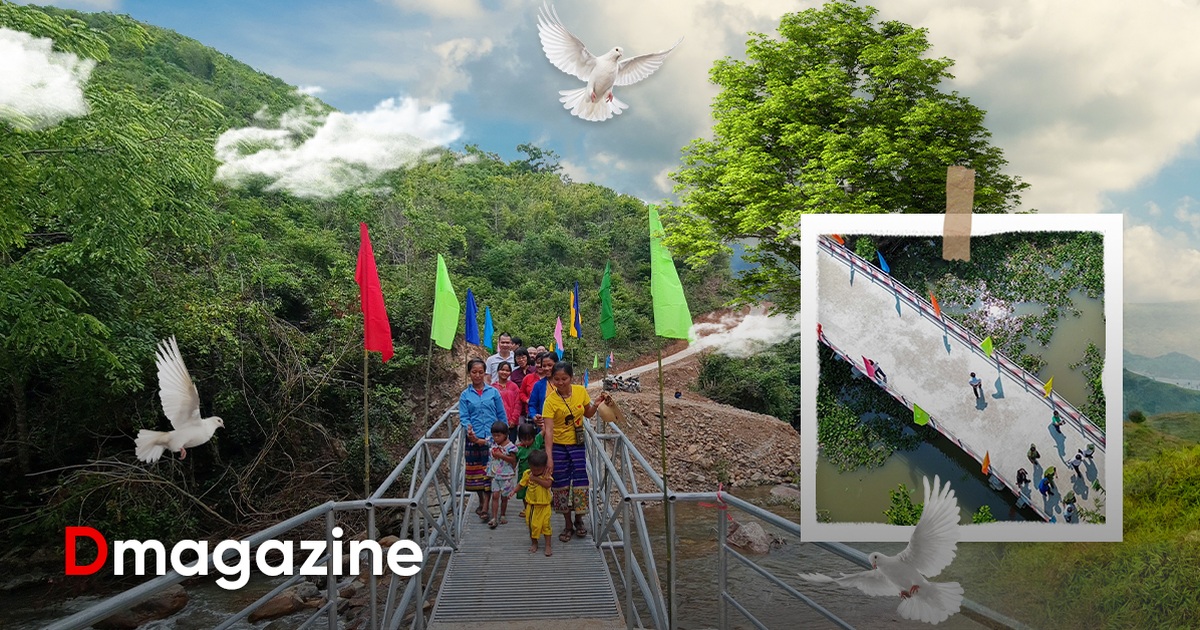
[0,2,729,549]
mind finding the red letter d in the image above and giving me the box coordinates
[65,526,108,576]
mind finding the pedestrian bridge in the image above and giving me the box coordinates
[47,405,1030,629]
[816,236,1108,522]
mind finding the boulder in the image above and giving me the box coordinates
[769,484,801,505]
[249,582,321,623]
[726,521,773,555]
[95,584,188,629]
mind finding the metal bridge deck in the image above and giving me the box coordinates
[427,497,624,629]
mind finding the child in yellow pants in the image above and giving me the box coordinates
[520,449,554,556]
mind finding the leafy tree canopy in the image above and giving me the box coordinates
[664,0,1027,310]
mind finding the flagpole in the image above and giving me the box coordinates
[363,348,370,499]
[424,335,435,429]
[657,338,675,629]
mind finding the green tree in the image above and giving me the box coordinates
[665,0,1027,309]
[884,483,922,525]
[972,505,997,524]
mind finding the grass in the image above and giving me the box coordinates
[953,413,1200,628]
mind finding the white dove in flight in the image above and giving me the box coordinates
[537,3,682,122]
[798,475,964,625]
[135,336,224,463]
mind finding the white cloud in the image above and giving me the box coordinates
[877,0,1200,214]
[0,27,94,131]
[428,37,494,99]
[1172,196,1200,235]
[214,95,464,198]
[296,85,325,96]
[385,0,490,20]
[1124,217,1200,303]
[692,309,802,358]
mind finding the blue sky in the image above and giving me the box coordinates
[9,0,1200,306]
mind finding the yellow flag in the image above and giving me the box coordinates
[1044,377,1053,398]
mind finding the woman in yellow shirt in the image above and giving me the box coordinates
[538,360,608,542]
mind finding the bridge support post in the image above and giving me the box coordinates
[717,509,728,630]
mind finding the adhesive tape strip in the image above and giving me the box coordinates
[944,165,975,261]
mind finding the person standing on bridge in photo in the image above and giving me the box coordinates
[525,353,557,427]
[540,361,608,543]
[1068,452,1085,479]
[460,359,508,522]
[485,332,516,384]
[1051,409,1065,434]
[969,372,983,399]
[1027,443,1041,465]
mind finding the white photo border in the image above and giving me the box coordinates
[799,213,1123,543]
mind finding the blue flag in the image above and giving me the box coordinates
[877,251,891,274]
[606,352,612,369]
[483,306,494,350]
[571,281,583,338]
[584,369,589,388]
[465,289,480,345]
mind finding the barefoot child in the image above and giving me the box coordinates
[486,421,518,529]
[514,422,541,518]
[521,449,554,556]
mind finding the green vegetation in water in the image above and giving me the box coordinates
[817,346,932,471]
[1069,342,1106,430]
[883,483,998,526]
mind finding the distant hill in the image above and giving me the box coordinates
[1124,349,1200,380]
[1123,369,1200,416]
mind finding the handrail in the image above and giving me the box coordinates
[52,399,1032,630]
[48,407,463,630]
[817,236,1104,445]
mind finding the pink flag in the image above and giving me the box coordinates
[862,356,876,380]
[554,317,564,359]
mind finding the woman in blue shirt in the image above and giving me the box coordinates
[459,358,507,520]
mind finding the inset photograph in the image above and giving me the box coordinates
[800,213,1122,542]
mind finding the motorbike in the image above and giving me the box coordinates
[603,374,642,393]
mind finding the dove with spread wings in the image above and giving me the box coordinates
[537,3,682,122]
[799,475,964,625]
[134,336,224,463]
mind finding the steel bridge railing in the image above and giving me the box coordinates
[583,414,857,630]
[47,407,466,630]
[818,235,1105,447]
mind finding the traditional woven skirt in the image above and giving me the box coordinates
[550,443,589,514]
[464,442,490,493]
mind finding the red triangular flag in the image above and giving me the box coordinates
[862,356,876,380]
[355,223,393,362]
[831,234,845,245]
[930,293,941,318]
[981,451,991,475]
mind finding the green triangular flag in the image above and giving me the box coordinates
[648,205,694,340]
[592,354,599,369]
[980,336,994,357]
[913,404,930,426]
[430,254,459,350]
[599,261,616,340]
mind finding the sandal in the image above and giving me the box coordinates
[558,528,574,543]
[488,519,497,529]
[574,524,588,539]
[500,516,508,525]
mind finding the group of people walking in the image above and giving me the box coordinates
[1018,440,1096,523]
[457,332,611,555]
